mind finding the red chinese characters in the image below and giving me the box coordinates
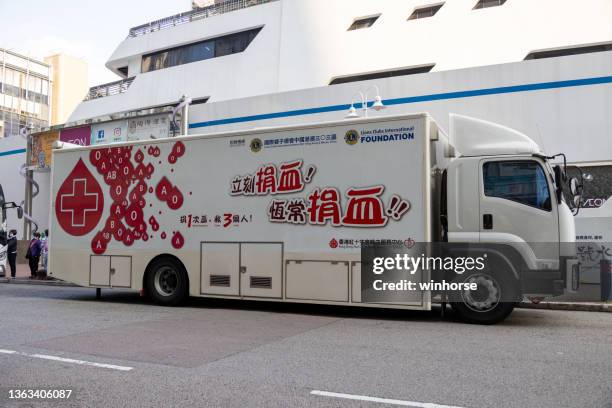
[232,160,411,228]
[231,160,315,196]
[266,185,411,227]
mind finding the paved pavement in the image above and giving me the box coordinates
[0,284,611,408]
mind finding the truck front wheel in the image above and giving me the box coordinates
[145,257,189,306]
[449,271,516,324]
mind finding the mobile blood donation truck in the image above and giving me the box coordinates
[49,113,581,324]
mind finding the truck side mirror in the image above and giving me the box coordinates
[17,207,23,219]
[569,178,579,196]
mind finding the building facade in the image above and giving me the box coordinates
[68,0,612,122]
[0,49,88,237]
[0,49,51,138]
[44,54,88,126]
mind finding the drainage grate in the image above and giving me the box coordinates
[250,276,272,289]
[210,275,230,287]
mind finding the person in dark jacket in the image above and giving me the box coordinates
[7,229,17,278]
[26,232,42,278]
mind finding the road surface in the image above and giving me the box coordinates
[0,284,610,407]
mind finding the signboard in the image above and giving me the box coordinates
[90,121,128,145]
[576,201,612,283]
[30,130,59,168]
[60,126,91,146]
[128,114,171,141]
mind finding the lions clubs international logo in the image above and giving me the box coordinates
[344,129,360,145]
[55,158,104,236]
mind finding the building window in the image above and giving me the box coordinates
[408,3,444,20]
[329,64,435,85]
[348,15,380,31]
[483,161,551,211]
[525,42,612,60]
[473,0,507,9]
[141,27,262,73]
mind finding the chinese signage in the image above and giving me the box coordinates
[230,160,411,227]
[128,114,171,141]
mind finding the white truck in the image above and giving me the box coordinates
[49,113,581,324]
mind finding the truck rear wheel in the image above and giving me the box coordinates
[449,270,516,325]
[145,257,189,306]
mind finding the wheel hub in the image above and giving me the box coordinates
[462,274,501,312]
[154,267,179,297]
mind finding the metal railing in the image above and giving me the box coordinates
[84,77,135,101]
[128,0,277,38]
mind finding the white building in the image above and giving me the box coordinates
[70,0,612,122]
[7,0,612,236]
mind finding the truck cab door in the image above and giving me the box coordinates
[479,158,560,269]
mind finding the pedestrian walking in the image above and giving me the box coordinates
[7,229,17,278]
[41,229,49,271]
[26,232,42,278]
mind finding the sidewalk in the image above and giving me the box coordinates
[0,263,76,286]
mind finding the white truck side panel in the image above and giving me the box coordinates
[49,114,437,309]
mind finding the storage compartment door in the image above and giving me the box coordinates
[240,243,282,298]
[90,256,110,287]
[201,243,240,296]
[286,261,349,302]
[110,256,131,288]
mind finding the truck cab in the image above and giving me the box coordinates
[442,115,580,322]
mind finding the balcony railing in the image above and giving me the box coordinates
[84,77,135,101]
[128,0,277,38]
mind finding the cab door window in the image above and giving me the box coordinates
[483,161,551,211]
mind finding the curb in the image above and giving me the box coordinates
[0,278,78,287]
[519,301,611,313]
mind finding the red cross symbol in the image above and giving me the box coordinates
[60,179,100,227]
[55,159,104,236]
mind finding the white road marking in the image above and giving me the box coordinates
[0,349,133,371]
[310,390,466,408]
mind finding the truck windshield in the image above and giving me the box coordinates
[483,160,552,211]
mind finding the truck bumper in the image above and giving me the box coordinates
[521,257,580,297]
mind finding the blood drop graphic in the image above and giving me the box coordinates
[172,141,186,158]
[167,186,184,210]
[55,159,104,236]
[91,231,107,255]
[171,231,185,249]
[155,177,172,201]
[134,149,145,163]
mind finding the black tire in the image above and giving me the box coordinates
[449,269,517,325]
[145,257,189,306]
